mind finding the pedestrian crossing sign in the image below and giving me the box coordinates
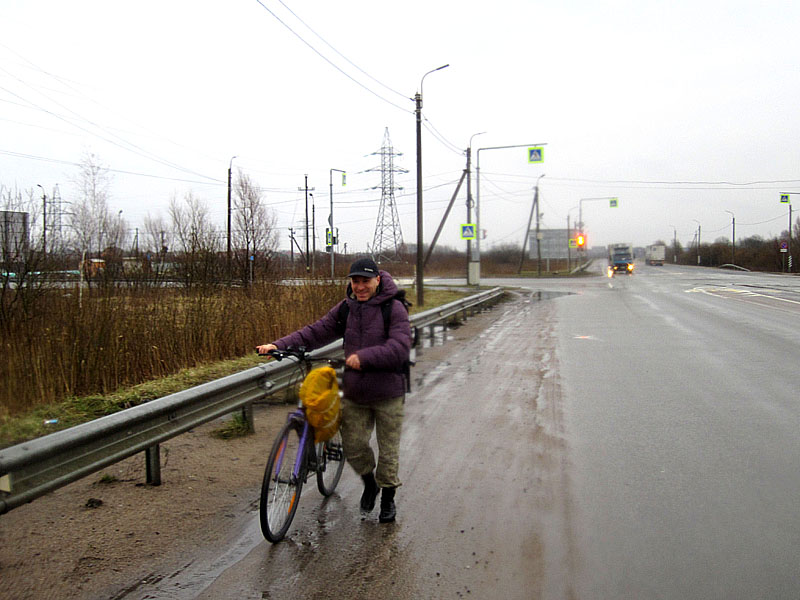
[460,224,476,240]
[528,146,544,163]
[780,193,790,203]
[610,197,618,208]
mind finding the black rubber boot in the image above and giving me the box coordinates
[360,472,379,512]
[379,487,396,523]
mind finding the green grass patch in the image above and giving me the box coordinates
[210,413,252,440]
[0,355,263,448]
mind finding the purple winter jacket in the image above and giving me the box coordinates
[273,270,412,404]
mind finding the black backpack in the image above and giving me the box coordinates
[334,289,416,392]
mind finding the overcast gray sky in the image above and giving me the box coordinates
[2,0,799,254]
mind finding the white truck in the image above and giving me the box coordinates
[645,244,666,266]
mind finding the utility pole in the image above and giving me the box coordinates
[465,132,485,285]
[466,146,473,281]
[692,220,701,266]
[789,203,793,273]
[36,184,46,255]
[329,168,345,277]
[566,215,572,272]
[311,194,315,275]
[536,197,542,277]
[298,176,314,274]
[725,210,735,265]
[415,90,424,305]
[227,156,236,285]
[289,228,295,276]
[415,64,449,308]
[518,175,544,274]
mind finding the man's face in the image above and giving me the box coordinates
[350,275,380,301]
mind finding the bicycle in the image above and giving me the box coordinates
[257,347,347,543]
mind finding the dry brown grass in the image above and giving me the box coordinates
[0,281,342,420]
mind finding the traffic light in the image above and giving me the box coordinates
[576,233,586,248]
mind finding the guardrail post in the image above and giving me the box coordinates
[145,444,161,486]
[241,403,255,433]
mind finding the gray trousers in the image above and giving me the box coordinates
[339,395,404,488]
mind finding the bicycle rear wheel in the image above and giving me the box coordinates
[260,420,306,542]
[316,429,345,496]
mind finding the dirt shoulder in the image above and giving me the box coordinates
[0,300,505,600]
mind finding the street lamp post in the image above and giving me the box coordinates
[415,63,449,308]
[725,210,735,265]
[466,132,485,285]
[227,155,237,284]
[329,168,345,278]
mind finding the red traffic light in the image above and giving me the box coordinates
[576,233,586,247]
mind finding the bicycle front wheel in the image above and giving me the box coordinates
[260,420,306,542]
[316,429,346,496]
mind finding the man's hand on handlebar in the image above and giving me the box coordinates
[255,343,278,356]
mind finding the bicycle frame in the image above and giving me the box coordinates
[272,409,313,483]
[259,347,346,542]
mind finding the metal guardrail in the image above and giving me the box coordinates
[0,287,504,515]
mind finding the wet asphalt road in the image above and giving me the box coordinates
[123,264,800,599]
[558,264,800,599]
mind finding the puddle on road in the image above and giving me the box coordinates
[419,325,454,349]
[417,290,571,351]
[525,290,573,301]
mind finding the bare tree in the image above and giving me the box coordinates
[232,170,278,284]
[168,192,221,286]
[69,152,112,256]
[104,211,129,253]
[142,213,171,279]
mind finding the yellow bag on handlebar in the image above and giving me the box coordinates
[299,366,341,443]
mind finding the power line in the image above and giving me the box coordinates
[0,81,222,183]
[275,0,408,101]
[422,116,462,155]
[0,44,228,171]
[0,149,224,186]
[253,0,412,114]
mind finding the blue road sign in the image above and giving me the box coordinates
[528,146,544,163]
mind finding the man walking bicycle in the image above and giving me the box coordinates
[256,258,412,522]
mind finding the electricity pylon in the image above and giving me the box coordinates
[369,128,406,262]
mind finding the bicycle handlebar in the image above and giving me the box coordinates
[257,346,345,368]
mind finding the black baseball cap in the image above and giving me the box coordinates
[347,258,379,278]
